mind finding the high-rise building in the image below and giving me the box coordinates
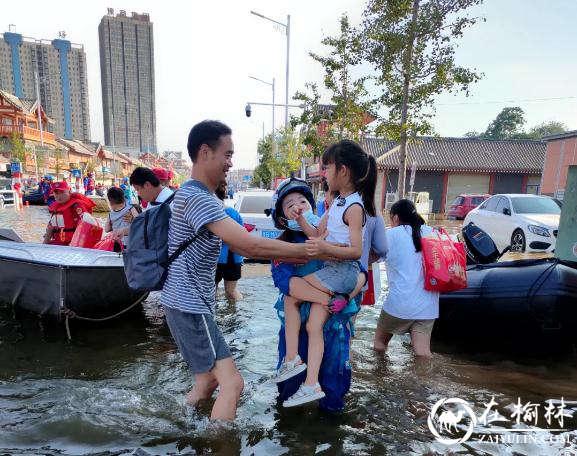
[0,31,91,140]
[98,9,157,153]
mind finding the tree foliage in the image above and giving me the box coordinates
[466,107,569,140]
[252,128,303,188]
[483,106,525,139]
[527,121,568,139]
[9,131,27,163]
[291,14,375,157]
[361,0,484,197]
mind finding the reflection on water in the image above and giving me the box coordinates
[0,206,575,454]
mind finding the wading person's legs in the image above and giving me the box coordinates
[208,358,244,421]
[224,280,242,301]
[409,320,435,357]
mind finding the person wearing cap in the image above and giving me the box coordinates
[84,172,95,196]
[42,176,55,206]
[119,176,135,203]
[43,181,96,245]
[152,167,171,187]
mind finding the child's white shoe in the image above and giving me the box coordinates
[270,355,307,384]
[283,382,325,407]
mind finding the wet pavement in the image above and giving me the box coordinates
[0,206,575,455]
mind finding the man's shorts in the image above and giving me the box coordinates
[377,309,435,336]
[314,260,360,294]
[215,250,242,283]
[163,305,231,374]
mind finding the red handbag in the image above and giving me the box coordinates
[361,265,376,305]
[421,228,467,292]
[69,214,103,249]
[93,238,123,251]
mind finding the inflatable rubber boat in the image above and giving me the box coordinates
[0,239,146,321]
[435,224,577,352]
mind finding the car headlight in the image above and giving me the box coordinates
[527,225,550,237]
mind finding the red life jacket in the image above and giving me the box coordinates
[47,194,96,245]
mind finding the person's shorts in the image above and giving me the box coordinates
[377,310,435,336]
[215,250,242,284]
[313,260,360,294]
[163,305,231,374]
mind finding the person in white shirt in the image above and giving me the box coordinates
[373,199,439,357]
[109,167,173,241]
[129,167,174,209]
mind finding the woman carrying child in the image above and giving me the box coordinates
[271,139,377,407]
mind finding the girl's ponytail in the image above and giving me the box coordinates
[359,155,377,217]
[390,199,425,252]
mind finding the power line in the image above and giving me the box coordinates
[436,96,577,106]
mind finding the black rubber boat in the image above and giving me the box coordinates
[0,240,147,321]
[435,224,577,352]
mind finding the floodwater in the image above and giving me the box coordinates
[0,206,576,455]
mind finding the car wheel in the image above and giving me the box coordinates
[511,229,526,253]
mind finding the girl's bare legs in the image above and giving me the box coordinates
[304,303,330,386]
[283,295,302,361]
[288,276,331,305]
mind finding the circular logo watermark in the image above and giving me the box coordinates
[428,398,477,445]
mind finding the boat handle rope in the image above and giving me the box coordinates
[61,293,148,341]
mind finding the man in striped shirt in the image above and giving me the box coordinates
[161,120,308,421]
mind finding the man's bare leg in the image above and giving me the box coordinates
[186,371,219,406]
[208,357,244,421]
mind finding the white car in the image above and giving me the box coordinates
[234,190,283,240]
[463,194,560,253]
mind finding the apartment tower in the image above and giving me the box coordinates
[98,9,157,153]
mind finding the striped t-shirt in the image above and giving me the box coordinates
[160,180,228,315]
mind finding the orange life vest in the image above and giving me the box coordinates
[47,194,96,245]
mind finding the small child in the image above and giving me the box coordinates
[271,140,377,407]
[105,187,140,249]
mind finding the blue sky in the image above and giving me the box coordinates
[3,0,577,168]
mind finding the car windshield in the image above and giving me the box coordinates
[238,195,272,214]
[511,197,561,214]
[452,197,464,205]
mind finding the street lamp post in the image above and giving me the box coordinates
[250,10,291,129]
[249,75,276,156]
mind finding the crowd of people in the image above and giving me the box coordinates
[40,120,440,422]
[42,167,177,248]
[157,120,439,421]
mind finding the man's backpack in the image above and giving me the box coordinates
[123,185,197,292]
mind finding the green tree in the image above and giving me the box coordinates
[252,135,274,189]
[9,131,27,163]
[292,14,375,157]
[252,129,304,188]
[484,106,526,139]
[527,121,568,140]
[362,0,483,197]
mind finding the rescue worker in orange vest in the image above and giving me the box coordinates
[43,181,96,245]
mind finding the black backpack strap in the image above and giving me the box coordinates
[165,233,199,266]
[162,191,176,206]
